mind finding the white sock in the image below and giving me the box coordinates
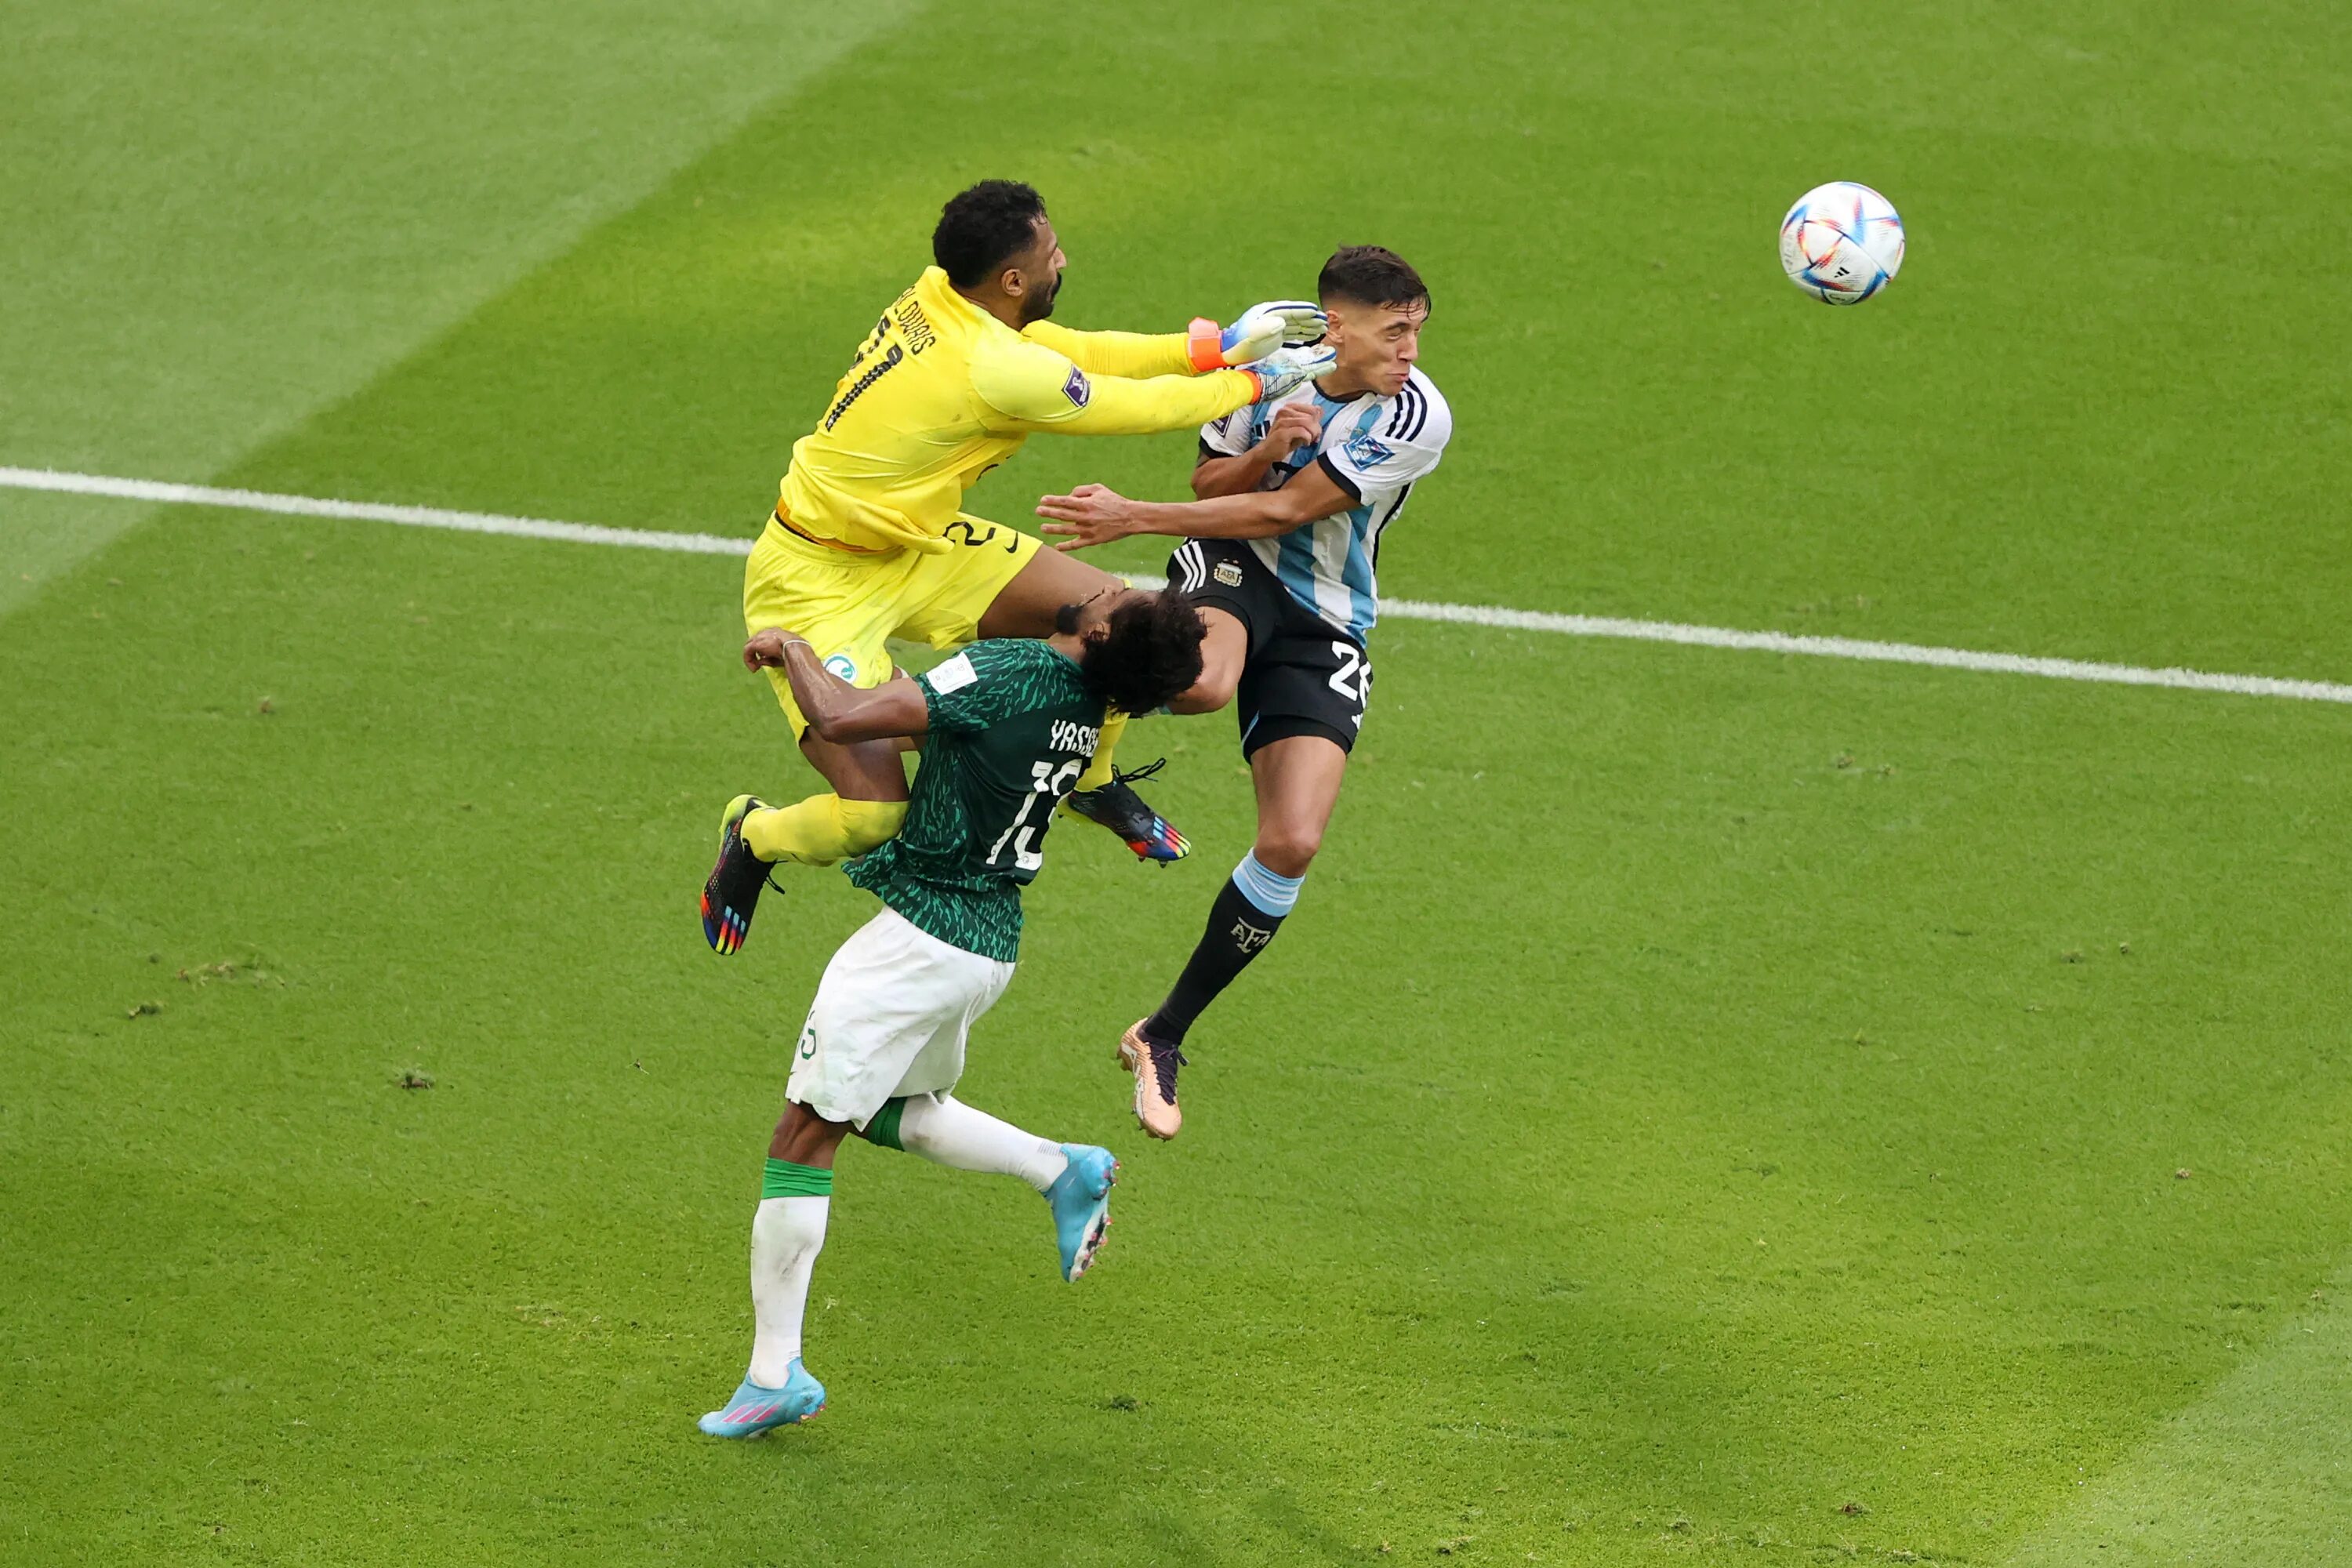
[746,1195,829,1388]
[895,1092,1069,1193]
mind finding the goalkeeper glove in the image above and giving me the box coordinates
[1241,343,1339,401]
[1187,300,1327,372]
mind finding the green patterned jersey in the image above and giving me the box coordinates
[845,639,1105,962]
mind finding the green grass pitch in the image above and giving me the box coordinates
[5,2,2350,1562]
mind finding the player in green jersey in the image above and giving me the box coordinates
[696,583,1207,1436]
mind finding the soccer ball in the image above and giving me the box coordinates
[1779,183,1905,304]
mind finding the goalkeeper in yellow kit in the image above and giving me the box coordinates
[702,180,1332,955]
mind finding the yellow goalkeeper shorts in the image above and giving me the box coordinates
[742,511,1040,739]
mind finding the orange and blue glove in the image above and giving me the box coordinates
[1240,343,1339,401]
[1187,300,1327,372]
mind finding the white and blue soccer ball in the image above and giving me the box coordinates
[1779,182,1905,304]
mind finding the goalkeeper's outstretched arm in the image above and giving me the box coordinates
[1019,321,1194,379]
[1021,301,1323,380]
[973,335,1336,442]
[972,337,1260,438]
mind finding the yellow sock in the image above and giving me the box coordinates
[1075,708,1128,793]
[743,794,907,866]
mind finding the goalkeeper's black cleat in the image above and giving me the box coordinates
[1065,757,1190,864]
[702,793,779,956]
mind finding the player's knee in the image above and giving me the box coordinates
[890,1091,952,1152]
[1253,826,1322,878]
[834,797,907,855]
[769,1098,848,1167]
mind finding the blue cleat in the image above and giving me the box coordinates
[1045,1143,1118,1282]
[696,1359,826,1437]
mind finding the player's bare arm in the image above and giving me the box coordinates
[1036,463,1355,550]
[1036,463,1352,718]
[744,630,931,745]
[1190,404,1323,499]
[981,356,1328,640]
[1038,426,1352,717]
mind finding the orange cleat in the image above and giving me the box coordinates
[1117,1020,1185,1141]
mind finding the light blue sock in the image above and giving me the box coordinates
[1232,850,1305,918]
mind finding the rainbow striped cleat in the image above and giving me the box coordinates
[701,793,777,955]
[1065,759,1189,863]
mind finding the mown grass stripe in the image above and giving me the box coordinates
[8,463,2350,706]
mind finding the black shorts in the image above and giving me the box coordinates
[1167,539,1370,759]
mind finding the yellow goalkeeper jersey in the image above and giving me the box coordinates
[775,267,1259,554]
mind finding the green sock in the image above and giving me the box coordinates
[861,1098,908,1152]
[761,1157,834,1198]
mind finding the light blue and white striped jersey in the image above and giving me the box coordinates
[1197,366,1451,641]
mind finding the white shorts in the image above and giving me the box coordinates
[786,907,1017,1130]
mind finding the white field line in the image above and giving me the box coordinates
[8,464,2352,708]
[0,466,750,557]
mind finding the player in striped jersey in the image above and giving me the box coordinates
[1036,247,1450,1138]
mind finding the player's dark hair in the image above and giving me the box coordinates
[932,180,1050,289]
[1318,245,1430,312]
[1080,591,1208,717]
